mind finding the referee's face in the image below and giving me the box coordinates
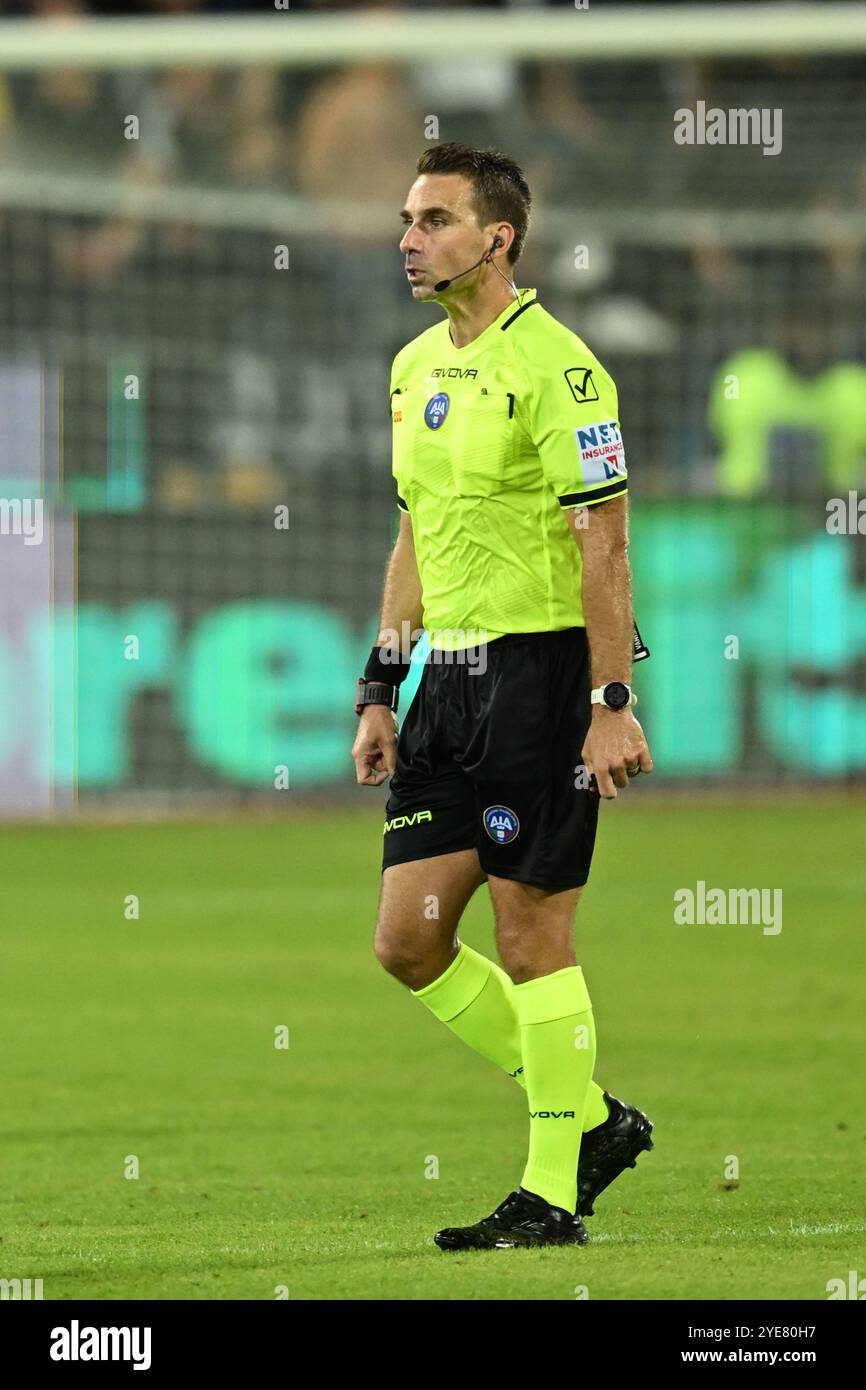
[399,173,488,301]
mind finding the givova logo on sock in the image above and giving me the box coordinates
[530,1110,577,1119]
[483,805,520,842]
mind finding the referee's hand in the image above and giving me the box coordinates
[582,708,653,800]
[352,706,399,786]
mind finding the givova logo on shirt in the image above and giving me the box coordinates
[574,420,626,484]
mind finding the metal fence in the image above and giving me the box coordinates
[1,12,865,810]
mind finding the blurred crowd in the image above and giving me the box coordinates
[4,0,866,11]
[4,2,866,209]
[0,0,865,506]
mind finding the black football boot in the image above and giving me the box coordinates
[434,1186,590,1251]
[576,1089,654,1217]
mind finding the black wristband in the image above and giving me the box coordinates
[364,643,412,686]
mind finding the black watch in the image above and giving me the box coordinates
[355,678,399,716]
[590,681,634,711]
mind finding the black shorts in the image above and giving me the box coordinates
[381,627,599,889]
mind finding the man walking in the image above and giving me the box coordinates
[352,143,654,1250]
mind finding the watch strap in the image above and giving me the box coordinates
[590,683,637,708]
[355,678,399,716]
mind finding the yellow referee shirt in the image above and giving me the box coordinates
[390,286,628,651]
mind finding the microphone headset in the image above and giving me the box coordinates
[433,235,519,299]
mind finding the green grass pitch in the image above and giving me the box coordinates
[1,798,864,1300]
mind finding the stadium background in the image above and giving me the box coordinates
[1,0,865,1305]
[1,0,865,810]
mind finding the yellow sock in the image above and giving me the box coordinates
[513,965,597,1214]
[411,941,609,1132]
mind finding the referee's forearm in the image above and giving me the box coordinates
[376,528,424,655]
[580,547,634,685]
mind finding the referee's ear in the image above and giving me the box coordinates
[487,224,514,259]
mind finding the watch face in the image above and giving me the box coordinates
[604,681,629,710]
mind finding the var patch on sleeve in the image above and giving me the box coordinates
[564,366,600,404]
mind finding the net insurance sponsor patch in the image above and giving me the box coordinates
[573,420,626,484]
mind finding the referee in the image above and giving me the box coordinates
[351,144,654,1251]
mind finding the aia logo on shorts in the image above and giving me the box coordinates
[483,805,520,843]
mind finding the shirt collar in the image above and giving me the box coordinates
[445,287,537,350]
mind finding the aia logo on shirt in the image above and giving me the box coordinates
[483,805,520,843]
[424,392,450,429]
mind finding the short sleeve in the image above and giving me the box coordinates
[526,359,628,509]
[389,363,409,512]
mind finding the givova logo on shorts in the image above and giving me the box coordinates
[483,805,520,843]
[384,810,432,833]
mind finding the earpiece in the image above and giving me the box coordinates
[433,234,509,292]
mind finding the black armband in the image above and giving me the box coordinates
[363,643,412,686]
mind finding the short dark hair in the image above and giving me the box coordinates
[415,142,531,267]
